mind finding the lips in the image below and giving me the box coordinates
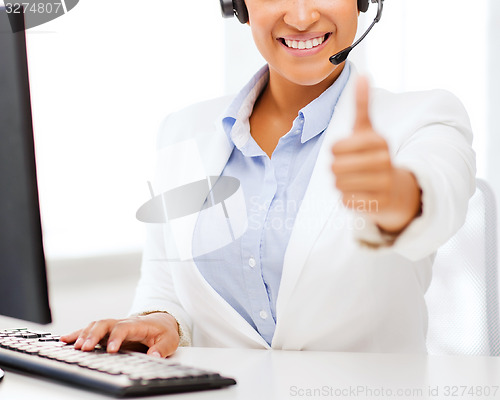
[277,33,331,50]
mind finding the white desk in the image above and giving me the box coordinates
[1,344,500,400]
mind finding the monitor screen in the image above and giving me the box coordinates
[0,6,52,324]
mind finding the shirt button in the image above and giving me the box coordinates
[248,257,256,268]
[259,310,268,320]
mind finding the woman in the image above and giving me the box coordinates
[62,0,475,356]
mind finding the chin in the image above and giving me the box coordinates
[288,74,335,87]
[275,63,342,87]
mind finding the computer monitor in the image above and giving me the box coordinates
[0,6,52,325]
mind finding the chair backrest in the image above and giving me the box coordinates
[425,178,500,356]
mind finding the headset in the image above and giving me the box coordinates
[219,0,384,65]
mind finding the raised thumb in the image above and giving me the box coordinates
[353,76,372,132]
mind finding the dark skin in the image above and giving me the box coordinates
[249,62,344,159]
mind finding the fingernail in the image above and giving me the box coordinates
[75,338,84,347]
[83,340,93,350]
[151,351,161,358]
[107,341,118,352]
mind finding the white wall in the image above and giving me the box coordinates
[224,17,265,94]
[358,1,489,177]
[21,0,225,259]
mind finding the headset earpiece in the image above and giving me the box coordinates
[220,0,235,18]
[220,0,370,25]
[219,0,249,24]
[358,0,370,13]
[232,0,249,24]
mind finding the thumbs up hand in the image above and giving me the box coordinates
[331,77,421,234]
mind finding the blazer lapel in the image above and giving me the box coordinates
[274,70,358,324]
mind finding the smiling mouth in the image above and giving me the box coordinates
[278,33,331,50]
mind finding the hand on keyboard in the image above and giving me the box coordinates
[61,312,180,358]
[1,328,236,396]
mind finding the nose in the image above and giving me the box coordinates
[283,0,321,31]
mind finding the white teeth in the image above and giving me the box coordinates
[283,35,326,50]
[285,39,300,48]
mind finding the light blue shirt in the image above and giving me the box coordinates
[193,64,351,345]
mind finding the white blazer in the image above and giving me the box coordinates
[130,67,476,353]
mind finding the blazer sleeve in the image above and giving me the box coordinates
[129,223,192,346]
[128,114,193,346]
[353,89,476,261]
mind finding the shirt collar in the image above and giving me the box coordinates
[222,65,269,150]
[221,62,351,149]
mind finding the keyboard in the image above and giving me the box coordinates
[0,328,236,397]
